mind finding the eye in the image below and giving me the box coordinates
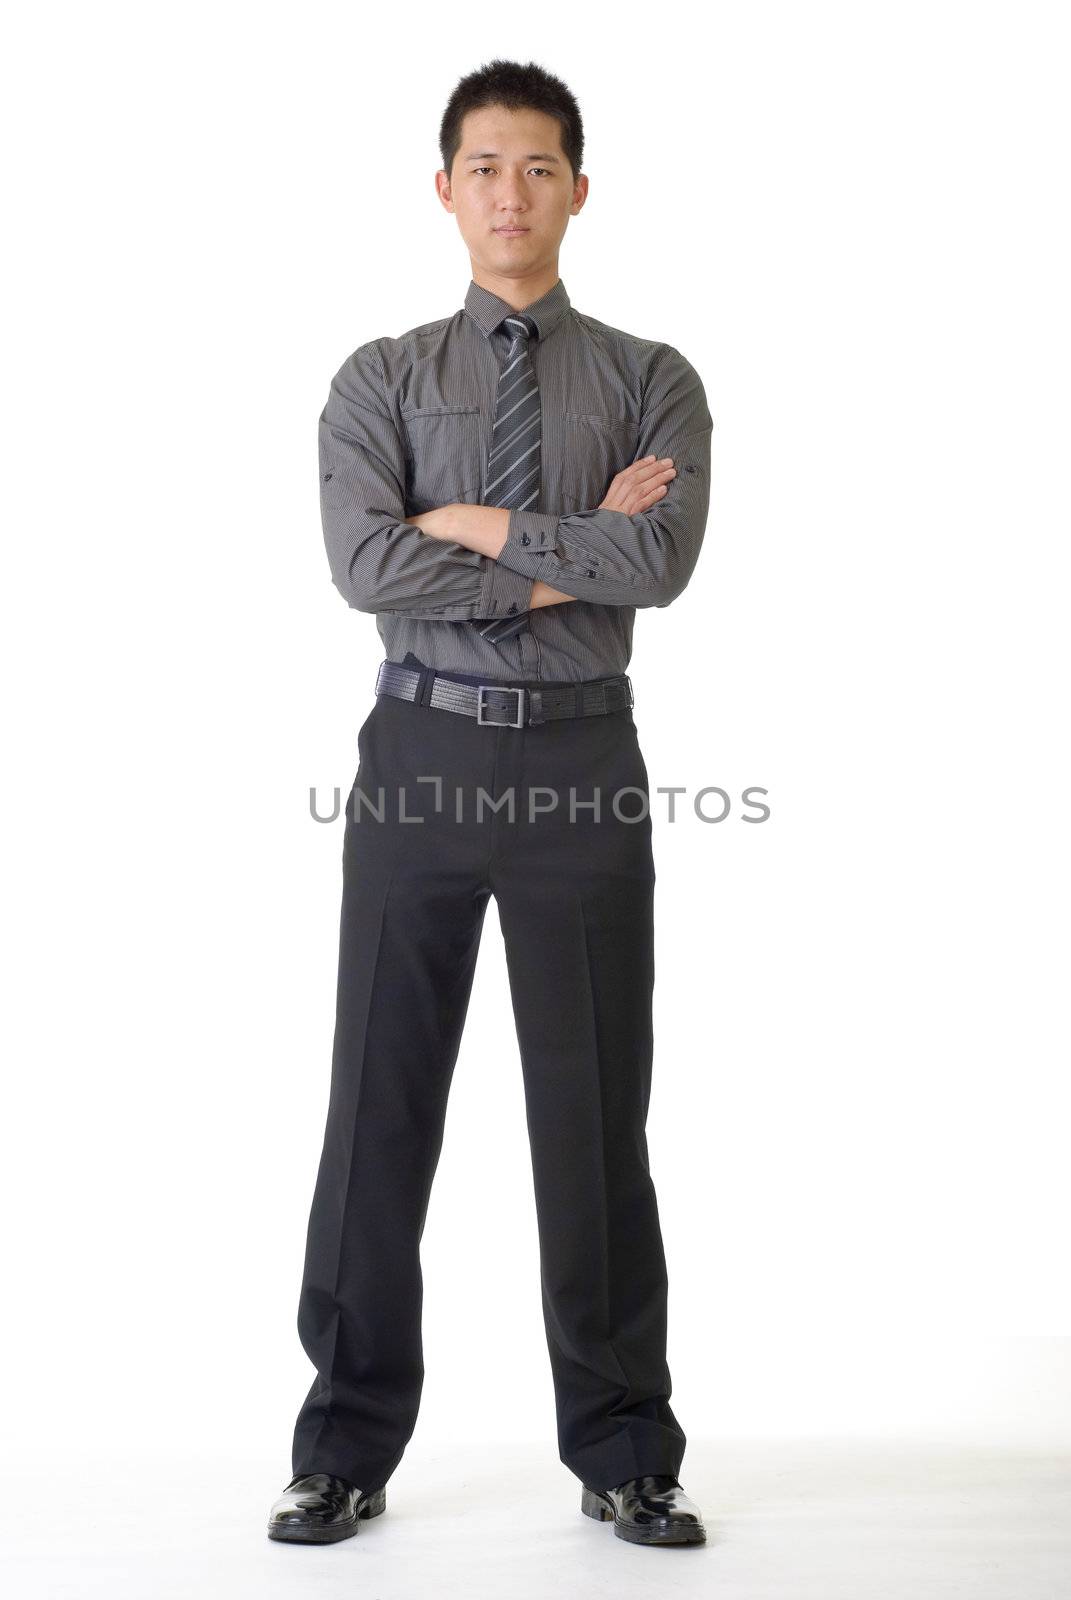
[470,167,553,177]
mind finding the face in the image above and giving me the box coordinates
[436,104,587,278]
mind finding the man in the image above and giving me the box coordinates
[268,59,712,1550]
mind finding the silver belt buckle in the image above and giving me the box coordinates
[477,684,525,727]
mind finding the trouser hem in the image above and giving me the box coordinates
[291,1448,397,1498]
[563,1434,686,1493]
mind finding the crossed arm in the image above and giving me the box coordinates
[409,506,578,609]
[319,339,711,618]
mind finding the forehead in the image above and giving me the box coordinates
[458,104,565,159]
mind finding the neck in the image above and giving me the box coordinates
[470,259,560,310]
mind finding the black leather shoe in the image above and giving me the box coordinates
[581,1473,706,1545]
[267,1471,387,1543]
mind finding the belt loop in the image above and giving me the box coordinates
[528,688,544,726]
[416,665,435,707]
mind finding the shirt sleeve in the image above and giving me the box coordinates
[319,341,535,621]
[494,344,712,608]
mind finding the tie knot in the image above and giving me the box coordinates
[500,312,536,345]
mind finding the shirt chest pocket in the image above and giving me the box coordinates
[400,405,483,513]
[559,412,641,512]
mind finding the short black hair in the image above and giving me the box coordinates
[440,59,584,183]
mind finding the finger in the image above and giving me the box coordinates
[622,457,675,487]
[622,483,668,514]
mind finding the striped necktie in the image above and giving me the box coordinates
[471,311,540,647]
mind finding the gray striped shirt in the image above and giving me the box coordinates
[319,276,712,682]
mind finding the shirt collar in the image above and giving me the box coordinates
[463,276,571,343]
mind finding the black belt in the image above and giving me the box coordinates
[374,660,634,728]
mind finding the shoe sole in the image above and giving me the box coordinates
[267,1486,386,1543]
[581,1485,706,1545]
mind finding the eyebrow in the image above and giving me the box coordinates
[463,151,562,164]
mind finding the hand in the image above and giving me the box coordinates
[599,455,676,515]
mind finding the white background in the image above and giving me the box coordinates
[2,1,1069,1593]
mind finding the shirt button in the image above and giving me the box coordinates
[586,569,596,577]
[507,602,518,614]
[323,472,333,481]
[520,532,531,546]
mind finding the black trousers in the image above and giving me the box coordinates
[291,654,686,1494]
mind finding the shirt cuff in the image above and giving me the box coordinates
[496,508,563,578]
[478,555,536,618]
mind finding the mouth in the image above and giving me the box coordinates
[495,227,529,237]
